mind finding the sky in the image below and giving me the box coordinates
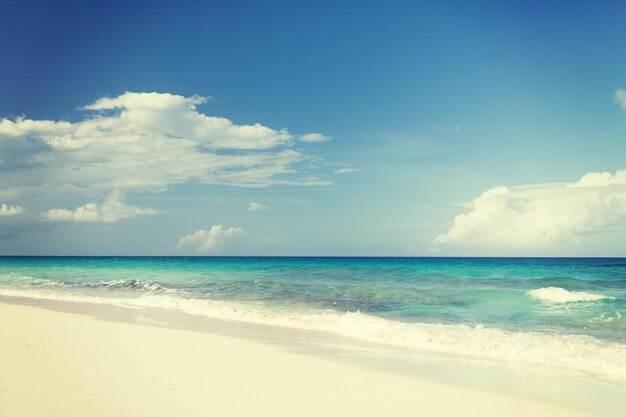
[1,0,626,256]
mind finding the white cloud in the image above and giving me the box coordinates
[0,92,329,200]
[334,167,360,174]
[247,202,269,211]
[299,133,332,143]
[615,89,626,111]
[570,169,626,188]
[43,190,156,223]
[435,168,626,249]
[0,204,23,216]
[175,225,244,254]
[78,92,291,150]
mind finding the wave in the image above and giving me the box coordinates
[0,287,624,384]
[591,312,623,323]
[4,276,171,293]
[77,279,171,293]
[527,276,626,290]
[526,287,615,303]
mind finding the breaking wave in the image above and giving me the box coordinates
[5,276,171,293]
[527,287,614,303]
[77,279,170,293]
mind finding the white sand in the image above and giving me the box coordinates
[0,301,599,417]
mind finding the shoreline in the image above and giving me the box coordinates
[1,297,624,416]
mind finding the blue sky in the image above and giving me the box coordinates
[1,0,626,256]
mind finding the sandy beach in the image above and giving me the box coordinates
[0,300,609,417]
[3,1,626,416]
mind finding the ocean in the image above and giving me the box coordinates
[1,256,624,383]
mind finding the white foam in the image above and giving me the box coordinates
[591,312,623,323]
[81,279,171,293]
[1,287,624,384]
[527,287,614,303]
[0,287,124,305]
[3,276,172,293]
[110,295,626,384]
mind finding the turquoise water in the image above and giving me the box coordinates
[1,257,625,383]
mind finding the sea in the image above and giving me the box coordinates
[1,256,624,384]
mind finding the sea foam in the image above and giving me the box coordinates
[4,276,171,293]
[527,287,615,303]
[1,287,625,384]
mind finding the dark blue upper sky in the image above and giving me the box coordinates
[1,1,626,255]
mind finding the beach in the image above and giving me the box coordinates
[3,2,626,415]
[0,299,615,417]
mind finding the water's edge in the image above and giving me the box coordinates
[1,295,624,417]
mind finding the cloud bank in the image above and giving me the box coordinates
[175,225,244,254]
[0,92,330,201]
[435,168,626,249]
[43,190,156,223]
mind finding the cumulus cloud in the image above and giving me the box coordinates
[43,190,156,223]
[79,92,292,150]
[0,92,330,199]
[175,225,244,254]
[334,167,360,174]
[299,133,332,143]
[247,202,269,211]
[0,204,23,216]
[615,89,626,111]
[435,168,626,249]
[570,169,626,188]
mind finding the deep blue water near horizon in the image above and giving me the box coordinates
[1,256,625,382]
